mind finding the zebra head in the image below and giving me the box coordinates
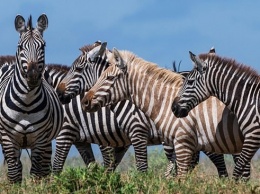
[56,41,110,104]
[172,51,210,117]
[15,14,48,89]
[81,48,128,112]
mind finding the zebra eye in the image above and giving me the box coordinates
[187,79,195,85]
[107,75,115,81]
[75,66,83,72]
[23,66,28,72]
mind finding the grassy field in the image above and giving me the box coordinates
[0,148,260,194]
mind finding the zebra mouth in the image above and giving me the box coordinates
[57,93,72,104]
[27,79,41,89]
[82,102,101,112]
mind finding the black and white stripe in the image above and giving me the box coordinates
[0,14,63,183]
[172,51,259,180]
[81,48,248,178]
[56,43,233,177]
[47,62,176,174]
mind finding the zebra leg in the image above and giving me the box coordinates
[100,145,129,172]
[131,136,148,172]
[2,142,22,183]
[174,140,194,177]
[233,139,259,180]
[30,142,52,178]
[74,142,95,166]
[100,146,116,172]
[53,138,73,174]
[162,142,177,177]
[163,142,200,177]
[232,153,251,180]
[38,142,52,177]
[203,151,228,178]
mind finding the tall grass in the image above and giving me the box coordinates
[0,148,260,193]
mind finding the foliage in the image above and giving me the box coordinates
[0,149,259,193]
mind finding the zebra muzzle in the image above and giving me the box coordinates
[171,97,189,118]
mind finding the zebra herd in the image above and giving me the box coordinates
[0,13,257,183]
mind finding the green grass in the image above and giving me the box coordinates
[0,149,260,193]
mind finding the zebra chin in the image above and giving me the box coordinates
[27,80,41,89]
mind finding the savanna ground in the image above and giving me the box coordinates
[0,147,260,194]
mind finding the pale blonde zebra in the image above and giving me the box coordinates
[81,48,247,178]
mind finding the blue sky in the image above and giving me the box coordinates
[1,1,260,72]
[0,1,260,161]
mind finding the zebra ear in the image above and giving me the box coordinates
[189,51,206,74]
[37,14,48,34]
[15,15,26,34]
[113,48,126,73]
[88,42,107,62]
[209,46,215,54]
[94,42,107,59]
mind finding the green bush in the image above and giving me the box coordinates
[0,149,259,193]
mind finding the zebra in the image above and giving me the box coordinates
[47,64,174,174]
[46,43,183,175]
[56,43,240,178]
[0,47,235,177]
[80,48,249,178]
[172,51,260,180]
[0,55,141,171]
[0,14,64,183]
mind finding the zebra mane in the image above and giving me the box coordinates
[118,50,183,85]
[79,41,102,53]
[199,53,260,82]
[45,64,70,74]
[0,55,16,66]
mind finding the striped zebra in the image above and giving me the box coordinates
[80,48,249,178]
[172,51,259,180]
[46,43,183,175]
[0,14,64,183]
[56,43,237,178]
[45,64,133,172]
[0,64,115,173]
[0,59,95,170]
[47,63,175,174]
[0,57,94,169]
[0,56,16,162]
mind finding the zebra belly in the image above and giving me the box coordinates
[197,129,244,154]
[79,127,131,147]
[77,111,131,147]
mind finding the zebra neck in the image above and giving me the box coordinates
[127,66,182,125]
[206,66,259,125]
